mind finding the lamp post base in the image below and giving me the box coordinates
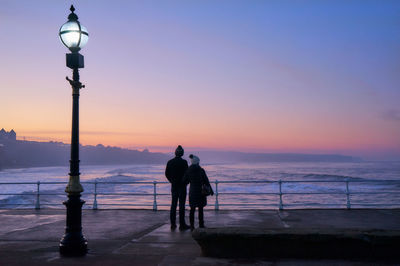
[59,194,87,256]
[59,234,87,256]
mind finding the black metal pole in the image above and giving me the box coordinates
[60,55,87,256]
[70,68,80,179]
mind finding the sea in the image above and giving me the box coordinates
[0,161,399,209]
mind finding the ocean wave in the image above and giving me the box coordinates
[278,173,365,181]
[1,162,399,209]
[94,174,145,182]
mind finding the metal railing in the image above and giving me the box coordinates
[0,179,399,210]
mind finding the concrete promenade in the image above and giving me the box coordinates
[0,209,399,265]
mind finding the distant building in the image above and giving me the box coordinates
[0,128,17,142]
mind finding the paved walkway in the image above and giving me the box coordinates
[0,209,399,265]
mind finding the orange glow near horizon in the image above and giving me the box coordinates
[9,119,399,156]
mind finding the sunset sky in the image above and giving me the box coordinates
[1,0,399,160]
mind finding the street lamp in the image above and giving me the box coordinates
[59,5,88,256]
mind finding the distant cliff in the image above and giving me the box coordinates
[0,140,168,170]
[194,151,361,164]
[0,139,362,170]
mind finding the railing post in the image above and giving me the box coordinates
[345,178,351,209]
[214,180,219,211]
[35,181,40,210]
[278,180,283,210]
[93,179,98,210]
[153,181,157,211]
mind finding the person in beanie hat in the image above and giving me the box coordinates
[165,145,190,230]
[189,154,200,165]
[183,154,214,231]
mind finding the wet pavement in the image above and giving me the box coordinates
[0,209,399,265]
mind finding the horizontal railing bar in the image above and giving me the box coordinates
[0,193,37,195]
[0,182,68,185]
[92,193,170,196]
[345,180,400,183]
[219,192,348,195]
[216,180,400,183]
[97,205,171,207]
[217,203,345,206]
[349,192,400,194]
[37,203,400,207]
[80,192,169,195]
[38,203,64,206]
[284,203,346,206]
[282,192,346,195]
[33,193,66,196]
[218,180,344,183]
[2,191,397,196]
[283,180,400,183]
[217,181,276,184]
[0,193,95,196]
[95,193,158,196]
[0,203,36,205]
[82,181,170,184]
[218,192,278,195]
[219,203,278,207]
[0,182,40,185]
[350,203,400,206]
[1,180,398,185]
[35,182,66,185]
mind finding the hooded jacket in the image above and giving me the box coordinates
[183,164,213,208]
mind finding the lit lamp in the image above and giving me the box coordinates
[59,5,88,256]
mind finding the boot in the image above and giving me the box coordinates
[179,224,190,231]
[189,208,195,231]
[199,207,205,228]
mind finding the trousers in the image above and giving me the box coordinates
[189,206,204,228]
[170,184,187,226]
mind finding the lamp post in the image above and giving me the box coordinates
[58,5,89,256]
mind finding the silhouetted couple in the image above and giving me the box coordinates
[165,145,213,231]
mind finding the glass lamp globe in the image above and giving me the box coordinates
[59,6,89,52]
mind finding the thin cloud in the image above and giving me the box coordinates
[382,109,400,121]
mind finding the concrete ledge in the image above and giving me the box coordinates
[192,227,400,259]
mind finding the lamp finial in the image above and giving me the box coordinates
[68,5,78,21]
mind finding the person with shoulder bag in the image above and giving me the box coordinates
[183,154,214,231]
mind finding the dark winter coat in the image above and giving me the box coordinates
[183,164,213,208]
[165,157,188,186]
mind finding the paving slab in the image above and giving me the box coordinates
[277,209,400,229]
[0,209,398,265]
